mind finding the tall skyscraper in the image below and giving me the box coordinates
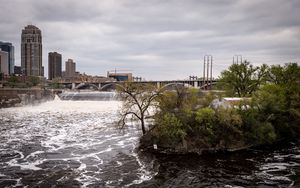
[21,25,43,76]
[48,52,62,80]
[65,59,76,78]
[0,49,9,75]
[0,42,14,75]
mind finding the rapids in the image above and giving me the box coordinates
[0,95,154,187]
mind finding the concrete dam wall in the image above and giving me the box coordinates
[0,88,55,108]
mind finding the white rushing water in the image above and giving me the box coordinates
[0,95,155,187]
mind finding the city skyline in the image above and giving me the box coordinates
[0,0,300,80]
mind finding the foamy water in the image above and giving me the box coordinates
[0,96,155,187]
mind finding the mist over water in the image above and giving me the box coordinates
[58,91,119,101]
[0,92,300,187]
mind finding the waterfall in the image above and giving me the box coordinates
[58,91,119,101]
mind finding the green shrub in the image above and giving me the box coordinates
[255,122,277,145]
[156,113,187,141]
[214,108,243,147]
[195,107,215,130]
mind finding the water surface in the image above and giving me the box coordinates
[0,97,154,187]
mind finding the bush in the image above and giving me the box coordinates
[28,76,40,86]
[255,122,277,145]
[155,113,186,142]
[213,108,243,147]
[253,84,286,114]
[195,107,215,131]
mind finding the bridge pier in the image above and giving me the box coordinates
[194,81,199,88]
[72,83,76,90]
[157,82,161,89]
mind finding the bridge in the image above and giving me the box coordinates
[60,79,217,91]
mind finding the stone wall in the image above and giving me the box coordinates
[0,88,55,108]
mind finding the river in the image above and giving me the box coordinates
[0,93,299,187]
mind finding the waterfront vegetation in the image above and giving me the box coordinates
[6,75,41,88]
[119,62,300,154]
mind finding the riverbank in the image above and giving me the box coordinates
[0,88,55,108]
[139,131,252,156]
[133,140,300,188]
[138,131,297,156]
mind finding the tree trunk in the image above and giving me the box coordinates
[141,115,146,135]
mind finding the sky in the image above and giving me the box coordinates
[0,0,300,80]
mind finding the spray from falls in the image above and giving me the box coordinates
[58,91,119,101]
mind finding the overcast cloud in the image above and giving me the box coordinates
[0,0,299,80]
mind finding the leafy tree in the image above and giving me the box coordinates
[118,82,162,135]
[8,75,19,88]
[265,63,300,136]
[218,61,268,97]
[156,87,201,129]
[253,65,300,139]
[253,84,286,114]
[267,65,285,85]
[157,88,186,114]
[28,76,40,86]
[267,63,300,109]
[50,79,63,89]
[268,63,300,85]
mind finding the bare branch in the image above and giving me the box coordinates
[117,82,160,135]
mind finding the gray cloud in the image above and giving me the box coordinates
[0,0,299,80]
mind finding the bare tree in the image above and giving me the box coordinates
[117,82,162,135]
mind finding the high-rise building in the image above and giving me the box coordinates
[21,25,43,76]
[0,49,9,76]
[65,59,76,78]
[48,52,62,80]
[0,42,14,75]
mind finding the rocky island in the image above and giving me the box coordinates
[119,62,300,155]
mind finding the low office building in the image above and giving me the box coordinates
[107,71,132,81]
